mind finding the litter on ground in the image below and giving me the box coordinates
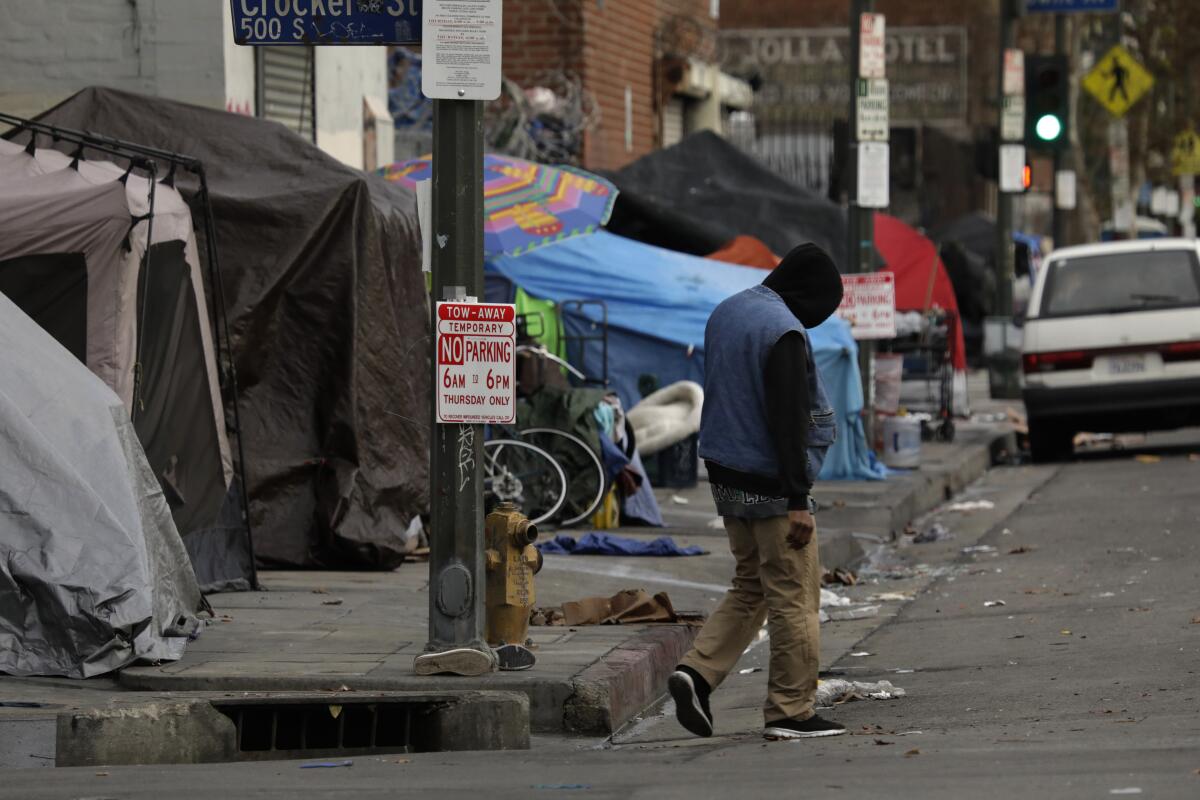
[826,605,881,621]
[821,588,852,608]
[815,679,906,706]
[914,523,953,544]
[944,500,996,513]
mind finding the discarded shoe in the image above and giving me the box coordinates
[764,714,846,740]
[668,665,714,737]
[495,643,536,671]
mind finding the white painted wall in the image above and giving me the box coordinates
[223,2,257,115]
[0,0,392,169]
[0,0,226,119]
[315,48,393,171]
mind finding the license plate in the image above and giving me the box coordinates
[1105,354,1148,375]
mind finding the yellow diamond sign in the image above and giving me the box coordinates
[1083,45,1154,118]
[1173,130,1200,176]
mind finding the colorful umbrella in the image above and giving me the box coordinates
[380,154,618,257]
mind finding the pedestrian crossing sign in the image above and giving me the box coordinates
[1173,130,1200,176]
[1082,45,1154,118]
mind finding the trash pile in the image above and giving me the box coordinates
[530,589,704,627]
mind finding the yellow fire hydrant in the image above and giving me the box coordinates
[485,502,542,671]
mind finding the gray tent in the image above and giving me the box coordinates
[0,136,253,593]
[0,290,204,678]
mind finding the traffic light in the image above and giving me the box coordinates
[1025,55,1069,151]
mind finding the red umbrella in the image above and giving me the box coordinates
[873,213,967,370]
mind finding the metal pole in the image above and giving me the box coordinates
[996,7,1015,318]
[1052,14,1069,248]
[848,0,876,445]
[416,98,494,676]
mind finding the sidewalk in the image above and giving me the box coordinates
[1,389,1020,765]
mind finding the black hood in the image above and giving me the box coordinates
[762,243,844,328]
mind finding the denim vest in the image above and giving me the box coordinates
[698,285,837,486]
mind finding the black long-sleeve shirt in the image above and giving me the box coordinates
[705,331,812,511]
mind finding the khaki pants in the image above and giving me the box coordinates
[680,515,821,724]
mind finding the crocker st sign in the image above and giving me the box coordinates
[230,0,422,46]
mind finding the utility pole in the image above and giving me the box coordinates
[1052,14,1070,248]
[415,98,494,677]
[996,4,1017,320]
[847,0,883,443]
[413,0,506,678]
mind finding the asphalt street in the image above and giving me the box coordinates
[3,434,1199,799]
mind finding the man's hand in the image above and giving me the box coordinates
[786,509,815,550]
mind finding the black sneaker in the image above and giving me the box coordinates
[668,665,714,737]
[764,714,846,740]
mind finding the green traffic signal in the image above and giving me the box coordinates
[1025,55,1070,151]
[1035,114,1063,142]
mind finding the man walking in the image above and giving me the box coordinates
[669,243,846,741]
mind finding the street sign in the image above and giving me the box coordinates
[229,0,421,46]
[1172,130,1200,176]
[1025,0,1118,12]
[859,13,886,79]
[856,142,890,209]
[838,273,897,340]
[999,144,1026,193]
[1002,96,1025,142]
[1055,170,1077,210]
[856,79,889,142]
[435,302,516,425]
[422,0,503,100]
[1003,49,1025,97]
[1082,45,1154,118]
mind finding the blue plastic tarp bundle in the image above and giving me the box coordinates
[486,231,887,481]
[538,532,707,557]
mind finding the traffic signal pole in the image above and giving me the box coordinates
[1052,14,1070,248]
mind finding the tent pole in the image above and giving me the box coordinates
[197,166,259,591]
[132,163,158,421]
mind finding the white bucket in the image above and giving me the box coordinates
[881,415,922,469]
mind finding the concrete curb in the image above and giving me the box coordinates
[54,690,530,766]
[115,627,700,737]
[562,624,697,735]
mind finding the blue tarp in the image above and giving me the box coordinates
[487,231,886,482]
[538,533,707,557]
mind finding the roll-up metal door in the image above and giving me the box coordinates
[663,98,685,148]
[257,47,315,142]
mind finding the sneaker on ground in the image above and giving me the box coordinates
[668,666,714,738]
[763,714,846,740]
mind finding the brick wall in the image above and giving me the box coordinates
[501,0,716,171]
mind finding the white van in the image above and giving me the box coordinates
[1021,238,1200,462]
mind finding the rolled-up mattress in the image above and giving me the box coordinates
[627,380,704,457]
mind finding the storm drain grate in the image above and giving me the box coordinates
[213,698,439,758]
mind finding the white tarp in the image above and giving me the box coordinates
[0,292,204,677]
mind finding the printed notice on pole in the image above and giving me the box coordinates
[436,302,516,424]
[859,13,886,78]
[422,0,503,101]
[999,144,1026,193]
[838,273,897,340]
[856,78,889,141]
[857,142,890,209]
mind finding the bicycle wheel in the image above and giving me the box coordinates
[518,428,607,527]
[483,439,567,526]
